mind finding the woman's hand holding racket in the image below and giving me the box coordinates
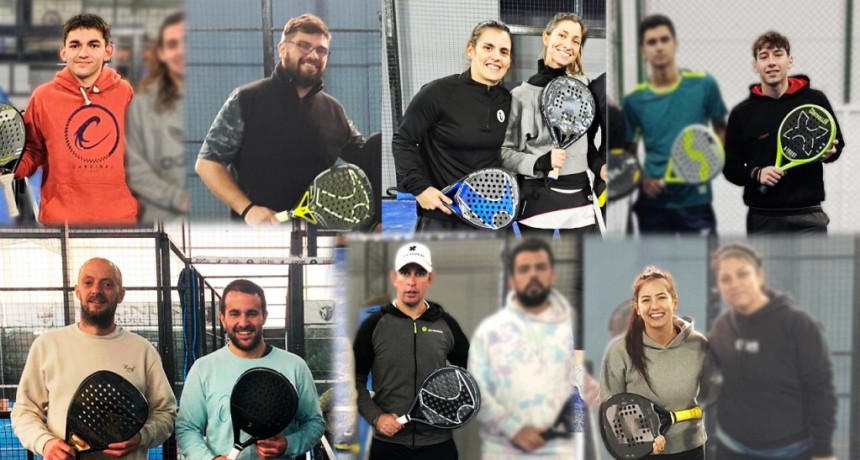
[415,187,453,214]
[651,435,666,455]
[550,148,566,170]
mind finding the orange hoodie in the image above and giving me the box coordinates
[16,66,138,225]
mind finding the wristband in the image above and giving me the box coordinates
[240,203,255,219]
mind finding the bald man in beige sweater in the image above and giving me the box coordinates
[11,258,176,460]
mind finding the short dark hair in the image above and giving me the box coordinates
[220,279,267,315]
[280,13,330,44]
[752,31,791,58]
[63,13,111,44]
[638,14,675,45]
[507,238,555,275]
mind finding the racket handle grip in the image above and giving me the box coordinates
[395,414,409,424]
[672,406,703,423]
[227,447,242,460]
[274,210,290,223]
[548,168,560,180]
[0,174,19,218]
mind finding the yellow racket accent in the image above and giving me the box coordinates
[288,191,317,224]
[671,406,703,423]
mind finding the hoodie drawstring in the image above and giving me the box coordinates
[78,86,100,106]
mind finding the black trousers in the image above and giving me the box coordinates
[642,445,705,460]
[369,438,458,460]
[747,207,829,234]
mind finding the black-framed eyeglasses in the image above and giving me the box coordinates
[288,40,329,57]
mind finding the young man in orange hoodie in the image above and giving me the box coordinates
[15,13,137,225]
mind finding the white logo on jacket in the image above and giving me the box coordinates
[497,110,505,123]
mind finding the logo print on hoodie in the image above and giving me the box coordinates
[65,104,120,164]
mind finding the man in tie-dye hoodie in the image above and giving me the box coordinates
[469,238,579,459]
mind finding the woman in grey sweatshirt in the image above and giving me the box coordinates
[600,266,710,459]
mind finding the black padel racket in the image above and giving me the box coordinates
[607,148,641,201]
[759,104,836,194]
[275,163,374,231]
[599,393,702,460]
[396,366,480,429]
[0,104,26,218]
[540,76,596,180]
[664,124,724,185]
[65,371,149,458]
[441,168,519,230]
[227,367,299,460]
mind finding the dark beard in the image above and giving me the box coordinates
[80,296,116,329]
[516,280,551,308]
[285,59,324,88]
[227,328,263,352]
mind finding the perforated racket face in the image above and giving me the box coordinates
[540,76,595,148]
[0,104,25,172]
[307,163,374,230]
[413,366,481,428]
[599,393,660,460]
[441,168,519,230]
[65,371,149,453]
[230,367,298,440]
[607,150,641,201]
[777,104,835,164]
[667,125,724,184]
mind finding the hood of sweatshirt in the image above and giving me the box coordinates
[642,315,696,350]
[55,65,123,106]
[748,74,810,99]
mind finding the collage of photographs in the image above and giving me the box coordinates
[0,0,857,460]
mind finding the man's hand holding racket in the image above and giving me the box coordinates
[374,413,404,437]
[758,139,839,188]
[103,432,142,458]
[243,204,279,226]
[512,426,547,452]
[415,187,452,215]
[43,438,77,460]
[255,433,288,459]
[641,178,666,197]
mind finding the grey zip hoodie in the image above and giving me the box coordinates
[600,316,709,454]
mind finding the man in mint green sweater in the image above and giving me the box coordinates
[176,279,324,459]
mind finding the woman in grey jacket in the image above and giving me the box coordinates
[501,13,605,235]
[600,266,709,459]
[125,11,187,224]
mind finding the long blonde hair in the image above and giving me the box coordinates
[540,13,587,76]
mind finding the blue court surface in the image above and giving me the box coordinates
[382,198,416,234]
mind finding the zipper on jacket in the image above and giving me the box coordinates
[412,319,418,448]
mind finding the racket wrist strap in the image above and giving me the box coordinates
[240,203,255,219]
[395,414,408,424]
[226,447,242,460]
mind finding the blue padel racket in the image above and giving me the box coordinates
[441,168,519,230]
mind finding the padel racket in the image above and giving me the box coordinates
[759,104,836,194]
[607,148,641,201]
[0,104,26,218]
[275,163,374,231]
[540,76,596,180]
[542,390,586,440]
[65,370,149,458]
[441,168,519,230]
[663,124,724,185]
[228,367,299,460]
[599,393,702,460]
[396,366,480,429]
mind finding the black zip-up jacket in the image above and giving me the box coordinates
[708,293,836,456]
[723,75,845,209]
[393,72,512,221]
[353,301,469,448]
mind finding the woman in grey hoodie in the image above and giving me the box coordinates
[600,266,710,459]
